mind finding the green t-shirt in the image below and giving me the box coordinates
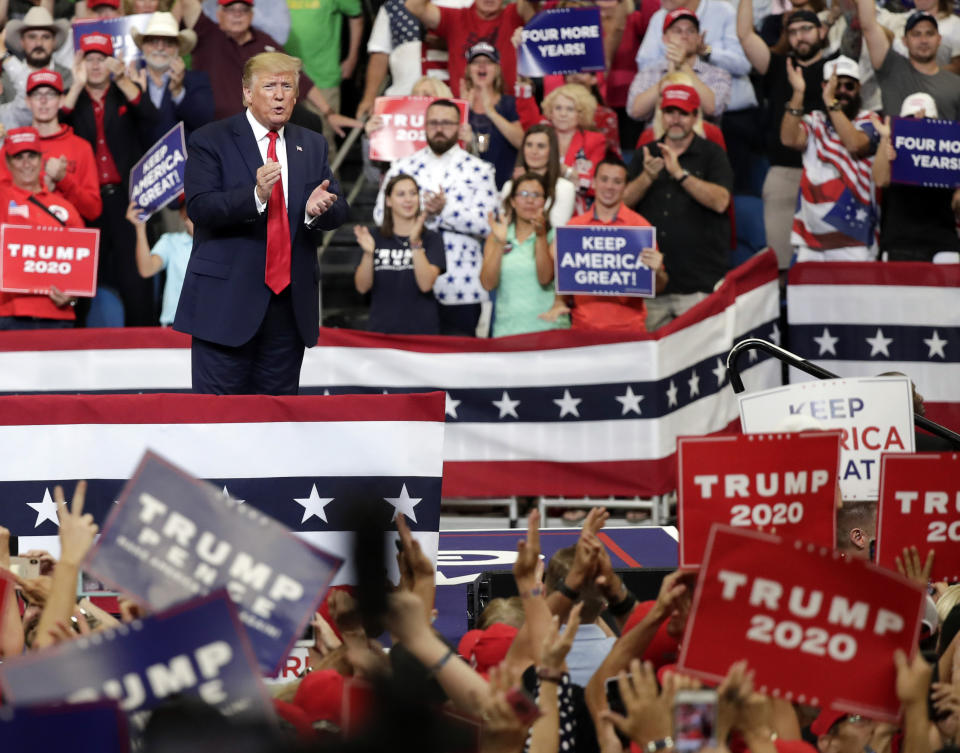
[286,0,361,89]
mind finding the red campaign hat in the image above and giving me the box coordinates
[26,69,63,94]
[810,709,848,737]
[293,668,345,727]
[5,126,42,156]
[218,0,254,6]
[79,32,114,57]
[663,7,699,33]
[88,0,120,7]
[469,623,518,676]
[661,84,700,113]
[272,698,316,740]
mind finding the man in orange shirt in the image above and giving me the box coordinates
[566,153,667,331]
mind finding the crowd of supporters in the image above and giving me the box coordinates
[0,0,955,334]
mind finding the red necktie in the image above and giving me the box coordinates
[264,131,291,294]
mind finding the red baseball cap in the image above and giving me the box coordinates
[79,32,114,57]
[26,70,63,94]
[293,669,344,727]
[663,7,699,33]
[5,127,42,157]
[218,0,254,6]
[661,84,700,113]
[88,0,120,8]
[810,709,848,737]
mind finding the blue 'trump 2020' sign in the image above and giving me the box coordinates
[890,117,960,189]
[555,225,657,297]
[517,7,605,77]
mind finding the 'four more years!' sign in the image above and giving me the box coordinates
[0,223,100,297]
[517,7,605,77]
[890,117,960,188]
[555,225,657,296]
[677,432,842,567]
[738,376,915,501]
[85,451,343,675]
[876,453,960,583]
[678,526,925,722]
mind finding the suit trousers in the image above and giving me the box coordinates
[191,287,306,395]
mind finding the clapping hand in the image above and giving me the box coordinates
[659,141,682,179]
[307,179,338,217]
[642,146,664,180]
[354,224,376,254]
[786,58,806,95]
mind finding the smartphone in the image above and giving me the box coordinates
[673,689,718,753]
[505,686,541,726]
[605,675,633,749]
[9,556,40,580]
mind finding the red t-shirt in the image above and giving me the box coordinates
[566,205,652,331]
[0,184,83,321]
[435,4,524,97]
[621,599,682,669]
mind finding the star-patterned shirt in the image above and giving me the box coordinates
[374,145,497,306]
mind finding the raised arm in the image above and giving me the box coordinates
[856,0,892,72]
[895,650,934,753]
[822,75,872,156]
[405,0,440,30]
[706,4,753,76]
[780,58,809,151]
[0,528,24,658]
[737,0,771,74]
[32,483,99,651]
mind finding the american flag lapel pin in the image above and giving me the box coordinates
[296,145,303,151]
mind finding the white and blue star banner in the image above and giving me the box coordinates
[0,252,780,500]
[0,393,444,582]
[786,262,960,432]
[0,591,273,729]
[555,225,657,297]
[86,451,343,675]
[517,7,606,77]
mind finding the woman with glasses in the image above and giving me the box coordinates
[480,172,569,336]
[500,124,576,228]
[354,173,446,334]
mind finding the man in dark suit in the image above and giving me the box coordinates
[131,12,215,145]
[175,52,348,395]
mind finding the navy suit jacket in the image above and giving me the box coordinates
[144,70,215,145]
[174,111,348,347]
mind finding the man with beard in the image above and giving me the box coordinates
[624,85,733,330]
[738,0,831,270]
[781,56,879,261]
[858,1,960,119]
[131,12,214,145]
[374,99,497,335]
[0,7,72,125]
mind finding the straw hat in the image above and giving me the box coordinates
[131,12,197,56]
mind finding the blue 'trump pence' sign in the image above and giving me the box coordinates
[555,225,657,297]
[517,7,605,77]
[0,592,272,725]
[890,117,960,188]
[129,123,187,220]
[86,451,343,675]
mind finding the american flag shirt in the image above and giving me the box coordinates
[374,145,498,305]
[791,109,880,257]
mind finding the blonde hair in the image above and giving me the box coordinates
[410,76,453,98]
[242,52,302,93]
[937,585,960,624]
[542,83,596,129]
[651,71,706,140]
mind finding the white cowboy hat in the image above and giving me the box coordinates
[5,7,70,54]
[131,12,197,56]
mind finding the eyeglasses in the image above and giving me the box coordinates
[515,190,544,199]
[835,80,858,92]
[426,120,459,129]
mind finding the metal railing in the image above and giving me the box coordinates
[726,338,960,448]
